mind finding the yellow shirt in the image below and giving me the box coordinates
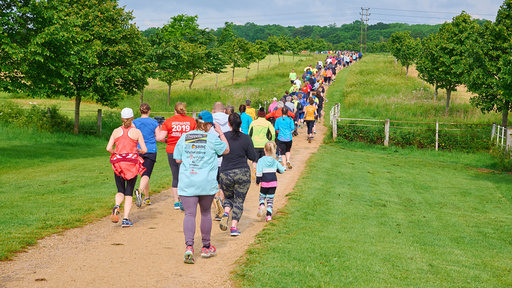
[246,106,256,120]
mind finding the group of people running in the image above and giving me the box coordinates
[105,53,353,264]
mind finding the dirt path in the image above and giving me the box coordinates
[0,118,327,288]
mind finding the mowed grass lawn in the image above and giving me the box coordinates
[235,143,512,287]
[234,55,512,287]
[0,125,172,260]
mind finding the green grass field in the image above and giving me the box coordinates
[233,55,512,287]
[2,53,512,287]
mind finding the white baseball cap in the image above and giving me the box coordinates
[121,108,134,118]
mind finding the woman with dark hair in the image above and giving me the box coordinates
[239,104,253,134]
[219,113,257,236]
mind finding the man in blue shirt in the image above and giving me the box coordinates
[273,106,295,170]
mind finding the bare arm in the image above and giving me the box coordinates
[157,129,167,142]
[134,129,147,154]
[106,133,116,154]
[214,123,230,155]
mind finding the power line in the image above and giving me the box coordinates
[371,7,497,16]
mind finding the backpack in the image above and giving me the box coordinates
[295,100,303,113]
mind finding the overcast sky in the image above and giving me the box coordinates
[117,0,504,30]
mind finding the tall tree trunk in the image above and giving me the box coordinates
[167,84,172,106]
[293,54,295,61]
[445,88,452,115]
[406,65,409,81]
[140,89,144,105]
[73,93,82,135]
[268,53,271,69]
[245,68,249,82]
[502,101,510,127]
[257,60,260,73]
[395,58,397,69]
[232,66,235,85]
[278,54,281,64]
[189,73,196,89]
[434,83,438,101]
[215,73,219,89]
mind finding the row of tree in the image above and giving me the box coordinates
[0,0,345,134]
[144,21,449,54]
[388,0,512,126]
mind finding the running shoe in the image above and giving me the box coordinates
[111,205,120,223]
[230,227,241,236]
[219,212,229,231]
[257,205,265,217]
[286,161,293,170]
[143,198,151,205]
[179,201,184,211]
[122,218,133,227]
[308,137,312,143]
[214,215,222,221]
[201,245,216,258]
[266,216,272,222]
[173,202,180,210]
[214,196,224,218]
[184,246,194,264]
[134,189,142,208]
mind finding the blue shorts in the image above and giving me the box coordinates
[298,112,305,120]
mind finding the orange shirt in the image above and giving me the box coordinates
[161,114,197,153]
[304,105,316,121]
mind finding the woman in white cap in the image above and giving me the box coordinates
[173,110,229,264]
[106,108,147,227]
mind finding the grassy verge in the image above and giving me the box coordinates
[0,124,172,260]
[234,143,512,287]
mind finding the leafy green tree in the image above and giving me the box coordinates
[290,36,304,61]
[253,40,268,73]
[465,1,512,126]
[150,15,197,105]
[416,33,442,100]
[434,12,479,115]
[157,15,224,90]
[1,0,152,134]
[388,31,419,80]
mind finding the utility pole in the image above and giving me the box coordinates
[360,8,370,53]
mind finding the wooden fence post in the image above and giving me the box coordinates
[436,121,439,151]
[97,109,102,137]
[507,128,512,151]
[384,119,390,146]
[192,111,197,119]
[491,123,496,142]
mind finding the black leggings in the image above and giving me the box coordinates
[167,153,180,188]
[306,120,315,134]
[114,174,137,197]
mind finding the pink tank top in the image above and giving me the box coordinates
[114,126,138,154]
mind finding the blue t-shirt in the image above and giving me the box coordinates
[173,130,227,197]
[133,117,159,153]
[240,112,253,134]
[274,116,295,142]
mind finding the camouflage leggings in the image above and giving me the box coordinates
[219,168,251,222]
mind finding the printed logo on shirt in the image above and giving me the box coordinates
[185,133,207,144]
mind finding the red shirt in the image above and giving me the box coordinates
[161,114,197,153]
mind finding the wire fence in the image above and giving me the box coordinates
[330,103,494,151]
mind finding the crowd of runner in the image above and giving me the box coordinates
[106,51,360,264]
